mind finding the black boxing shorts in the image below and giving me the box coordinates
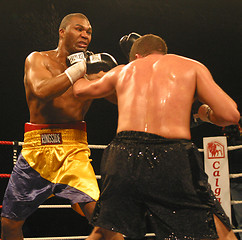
[91,131,232,239]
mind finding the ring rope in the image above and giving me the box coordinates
[229,173,242,178]
[0,141,107,149]
[0,173,241,179]
[1,140,242,151]
[0,174,11,178]
[0,173,101,179]
[38,205,72,209]
[0,172,241,180]
[22,229,242,239]
[1,199,241,210]
[231,200,242,205]
[0,141,16,145]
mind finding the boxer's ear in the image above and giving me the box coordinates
[59,28,65,38]
[135,54,142,59]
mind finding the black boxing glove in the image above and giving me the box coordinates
[86,53,118,74]
[119,32,141,61]
[84,50,94,58]
[190,100,204,128]
[65,52,87,84]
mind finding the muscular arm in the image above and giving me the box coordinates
[84,71,118,104]
[73,66,122,100]
[196,63,240,126]
[24,52,72,101]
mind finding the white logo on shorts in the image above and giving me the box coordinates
[41,133,62,145]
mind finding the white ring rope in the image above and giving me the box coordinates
[4,140,242,151]
[3,141,108,149]
[38,205,72,209]
[231,200,242,205]
[21,229,242,240]
[88,144,106,149]
[197,145,242,152]
[36,199,242,210]
[229,173,242,178]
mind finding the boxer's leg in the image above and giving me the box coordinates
[213,215,237,240]
[1,217,25,240]
[79,202,124,240]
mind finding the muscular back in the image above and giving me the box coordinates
[73,53,239,138]
[116,54,198,139]
[24,50,92,124]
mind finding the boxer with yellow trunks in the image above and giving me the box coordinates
[1,121,99,220]
[1,13,123,240]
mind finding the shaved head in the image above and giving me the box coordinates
[59,13,89,30]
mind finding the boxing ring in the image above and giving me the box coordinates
[0,139,242,240]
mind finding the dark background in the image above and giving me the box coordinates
[0,0,241,238]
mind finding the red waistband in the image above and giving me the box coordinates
[25,121,86,133]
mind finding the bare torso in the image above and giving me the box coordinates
[73,53,239,138]
[24,50,92,124]
[116,54,197,139]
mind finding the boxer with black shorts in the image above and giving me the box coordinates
[1,13,123,240]
[73,34,240,239]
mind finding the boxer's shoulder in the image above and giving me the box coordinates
[26,50,59,68]
[27,50,57,61]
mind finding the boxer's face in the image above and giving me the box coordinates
[64,16,92,53]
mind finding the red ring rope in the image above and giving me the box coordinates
[0,174,11,178]
[0,141,14,145]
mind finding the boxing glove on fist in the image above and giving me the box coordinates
[86,53,118,74]
[65,52,87,84]
[190,100,205,128]
[119,32,141,61]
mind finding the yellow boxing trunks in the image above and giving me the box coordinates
[1,121,100,220]
[23,121,99,200]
